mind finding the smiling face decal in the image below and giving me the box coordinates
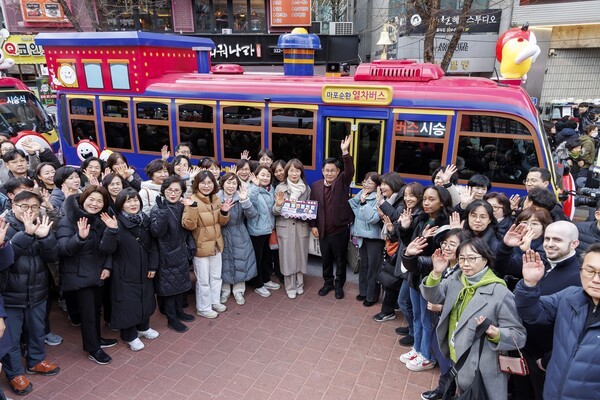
[76,139,100,162]
[57,63,78,87]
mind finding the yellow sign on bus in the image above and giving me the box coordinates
[322,85,393,105]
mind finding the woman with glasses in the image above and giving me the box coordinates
[182,171,232,319]
[150,176,196,332]
[459,200,501,254]
[349,172,383,306]
[56,185,119,364]
[398,186,453,372]
[421,237,526,400]
[140,160,170,215]
[484,192,513,236]
[235,159,253,185]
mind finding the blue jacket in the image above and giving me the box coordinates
[514,283,600,400]
[246,184,275,236]
[349,190,382,245]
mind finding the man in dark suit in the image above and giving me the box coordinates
[309,135,354,299]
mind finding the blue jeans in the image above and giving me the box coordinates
[2,301,47,378]
[398,280,413,336]
[430,316,451,375]
[409,287,435,361]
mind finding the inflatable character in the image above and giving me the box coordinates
[496,24,540,80]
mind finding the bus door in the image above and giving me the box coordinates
[325,117,385,186]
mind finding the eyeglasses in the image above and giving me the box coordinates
[523,179,539,185]
[8,159,27,165]
[362,180,374,186]
[441,241,458,249]
[166,188,182,193]
[490,205,503,211]
[580,267,600,280]
[199,182,214,187]
[458,255,483,264]
[14,204,40,212]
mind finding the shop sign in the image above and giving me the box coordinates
[36,76,56,108]
[3,35,45,64]
[322,85,393,105]
[398,9,501,35]
[395,120,447,138]
[270,0,311,27]
[20,0,69,23]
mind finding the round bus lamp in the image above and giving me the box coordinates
[75,139,100,162]
[12,130,51,153]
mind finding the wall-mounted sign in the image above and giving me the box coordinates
[270,0,311,27]
[20,0,68,23]
[322,85,393,105]
[3,35,44,64]
[398,9,501,35]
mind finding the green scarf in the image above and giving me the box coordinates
[447,268,506,361]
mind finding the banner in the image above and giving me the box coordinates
[270,0,311,27]
[3,35,45,64]
[20,0,69,23]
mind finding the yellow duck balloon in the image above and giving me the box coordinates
[496,24,541,80]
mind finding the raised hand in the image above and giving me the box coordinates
[87,174,100,186]
[340,135,352,155]
[381,214,394,233]
[509,194,521,211]
[522,249,545,287]
[503,223,528,247]
[221,198,233,212]
[114,164,131,180]
[161,145,170,161]
[155,196,167,209]
[405,236,428,256]
[228,165,237,175]
[248,172,259,186]
[398,208,413,229]
[34,215,53,238]
[22,211,38,235]
[449,211,462,229]
[431,248,448,277]
[238,183,248,201]
[0,217,9,245]
[519,228,536,252]
[275,191,285,207]
[376,186,382,204]
[439,164,457,184]
[77,217,90,239]
[104,167,112,177]
[360,190,368,203]
[422,225,438,238]
[100,213,118,229]
[189,166,201,181]
[240,150,251,160]
[459,185,475,209]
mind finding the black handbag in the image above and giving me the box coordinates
[377,252,402,291]
[442,318,492,400]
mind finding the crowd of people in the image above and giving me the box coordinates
[0,131,598,399]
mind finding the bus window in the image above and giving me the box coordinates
[135,101,171,153]
[221,104,263,160]
[68,97,96,145]
[326,119,351,162]
[355,121,383,181]
[102,98,132,150]
[393,141,444,176]
[177,103,215,158]
[461,115,530,135]
[270,107,316,168]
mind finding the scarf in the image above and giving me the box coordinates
[447,267,506,361]
[286,178,306,201]
[385,192,399,205]
[121,210,143,226]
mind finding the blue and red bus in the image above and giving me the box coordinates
[35,31,556,200]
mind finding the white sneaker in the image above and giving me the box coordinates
[220,292,229,304]
[254,287,271,297]
[234,293,245,305]
[399,349,418,364]
[287,291,297,299]
[138,328,159,340]
[264,280,281,290]
[406,355,436,372]
[212,303,227,313]
[297,287,304,295]
[128,338,145,351]
[197,309,218,319]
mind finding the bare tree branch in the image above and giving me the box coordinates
[440,0,474,71]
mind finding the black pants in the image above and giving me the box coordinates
[319,228,349,288]
[120,319,150,342]
[249,234,272,288]
[511,350,545,400]
[102,277,112,323]
[358,239,384,302]
[63,290,81,325]
[68,286,103,352]
[380,286,400,315]
[271,249,283,279]
[162,293,184,325]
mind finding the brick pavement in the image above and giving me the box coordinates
[2,276,438,400]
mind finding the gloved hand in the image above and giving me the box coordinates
[156,196,168,209]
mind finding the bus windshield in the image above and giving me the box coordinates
[0,91,54,136]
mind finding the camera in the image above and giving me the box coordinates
[563,187,600,207]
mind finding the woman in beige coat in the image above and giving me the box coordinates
[273,159,311,299]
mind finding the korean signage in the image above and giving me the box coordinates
[322,85,393,106]
[211,43,261,60]
[280,200,318,220]
[270,0,311,27]
[20,0,68,23]
[395,120,447,138]
[36,77,56,108]
[400,9,501,35]
[2,35,45,64]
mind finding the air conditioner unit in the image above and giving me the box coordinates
[330,21,353,35]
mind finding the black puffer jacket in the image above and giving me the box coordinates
[56,194,118,292]
[576,221,600,258]
[150,200,195,296]
[1,211,58,307]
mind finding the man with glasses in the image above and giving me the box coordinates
[515,167,568,221]
[1,191,60,395]
[514,242,600,400]
[497,220,581,400]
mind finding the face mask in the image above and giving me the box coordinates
[569,150,580,158]
[591,131,599,138]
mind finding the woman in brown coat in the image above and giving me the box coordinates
[273,159,311,299]
[182,171,231,319]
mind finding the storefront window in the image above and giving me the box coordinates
[104,1,173,32]
[194,0,265,32]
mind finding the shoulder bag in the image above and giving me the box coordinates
[498,334,528,376]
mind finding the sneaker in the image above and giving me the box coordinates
[44,332,63,346]
[138,328,159,340]
[373,312,396,322]
[318,285,334,296]
[406,355,436,372]
[399,349,419,364]
[177,312,195,322]
[287,291,297,299]
[264,280,281,290]
[399,335,415,347]
[88,349,112,365]
[212,303,227,313]
[234,293,245,305]
[58,298,68,312]
[220,292,229,304]
[26,360,60,376]
[395,326,410,336]
[128,338,145,351]
[421,389,444,400]
[197,309,218,319]
[297,287,304,295]
[9,375,32,395]
[100,338,118,348]
[254,287,271,298]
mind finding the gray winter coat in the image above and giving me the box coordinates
[217,191,257,284]
[421,270,527,400]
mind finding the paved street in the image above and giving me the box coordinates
[2,273,438,400]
